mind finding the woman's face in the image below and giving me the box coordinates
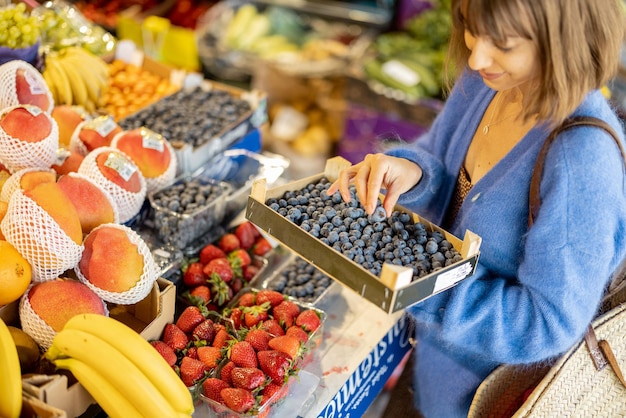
[464,30,540,93]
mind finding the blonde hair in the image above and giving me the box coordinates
[447,0,625,127]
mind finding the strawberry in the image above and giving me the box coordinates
[199,244,226,265]
[242,264,260,281]
[162,323,189,351]
[192,318,216,343]
[176,306,206,333]
[261,319,285,337]
[296,309,321,333]
[244,328,272,352]
[243,303,270,328]
[183,262,207,288]
[230,277,244,294]
[229,341,258,368]
[231,367,266,390]
[228,307,244,330]
[286,326,309,344]
[179,356,209,387]
[197,346,223,368]
[255,290,284,308]
[260,382,286,406]
[219,360,236,384]
[185,346,198,359]
[218,233,240,253]
[212,328,231,349]
[229,248,251,269]
[208,274,232,306]
[252,237,272,256]
[235,221,258,250]
[268,335,302,360]
[150,340,177,367]
[257,350,291,384]
[188,285,211,305]
[221,387,255,413]
[202,377,231,403]
[203,258,233,283]
[237,292,256,307]
[273,300,300,328]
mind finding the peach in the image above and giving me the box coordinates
[76,115,122,152]
[94,149,142,193]
[57,173,117,234]
[51,148,84,176]
[15,68,52,113]
[0,105,52,143]
[79,224,144,293]
[19,170,56,192]
[26,278,106,332]
[112,128,173,179]
[23,181,83,245]
[51,105,90,148]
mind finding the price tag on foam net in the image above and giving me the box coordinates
[104,151,137,182]
[140,127,165,152]
[382,60,421,87]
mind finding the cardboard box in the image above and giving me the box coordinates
[21,277,176,417]
[246,156,482,313]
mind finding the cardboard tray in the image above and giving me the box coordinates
[245,156,482,314]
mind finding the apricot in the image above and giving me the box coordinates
[51,105,90,148]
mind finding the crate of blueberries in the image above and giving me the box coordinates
[245,156,482,314]
[118,80,268,175]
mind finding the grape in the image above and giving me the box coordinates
[0,5,41,49]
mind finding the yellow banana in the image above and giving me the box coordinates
[0,319,22,418]
[45,328,180,418]
[45,56,73,105]
[52,357,144,418]
[64,313,194,415]
[42,65,59,107]
[60,55,104,106]
[62,47,109,85]
[57,57,88,107]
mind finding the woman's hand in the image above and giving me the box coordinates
[327,154,423,216]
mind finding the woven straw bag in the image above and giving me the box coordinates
[468,116,626,417]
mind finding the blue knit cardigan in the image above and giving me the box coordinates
[385,70,626,417]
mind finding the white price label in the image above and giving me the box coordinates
[140,127,165,152]
[104,151,136,182]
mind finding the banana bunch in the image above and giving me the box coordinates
[43,47,110,113]
[0,318,22,418]
[45,314,194,418]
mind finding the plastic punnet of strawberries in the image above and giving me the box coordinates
[201,288,324,416]
[179,221,274,312]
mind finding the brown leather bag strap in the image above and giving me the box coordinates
[528,116,626,227]
[528,115,626,386]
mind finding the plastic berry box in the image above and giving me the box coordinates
[148,173,232,249]
[245,156,483,314]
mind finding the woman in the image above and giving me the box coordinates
[328,0,626,416]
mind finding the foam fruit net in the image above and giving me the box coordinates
[0,59,54,113]
[1,189,83,282]
[0,104,58,173]
[78,146,146,224]
[19,281,109,351]
[74,223,159,305]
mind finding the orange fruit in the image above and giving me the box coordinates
[0,240,32,305]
